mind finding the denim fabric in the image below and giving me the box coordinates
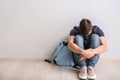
[73,34,100,67]
[50,40,75,66]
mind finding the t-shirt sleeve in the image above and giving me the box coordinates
[95,26,105,37]
[69,27,78,36]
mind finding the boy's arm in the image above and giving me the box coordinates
[68,36,84,54]
[68,36,94,58]
[93,36,107,54]
[80,36,107,60]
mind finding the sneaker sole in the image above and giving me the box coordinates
[87,75,96,80]
[79,75,87,80]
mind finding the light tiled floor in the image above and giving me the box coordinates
[0,58,120,80]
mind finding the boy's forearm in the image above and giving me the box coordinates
[68,42,84,55]
[93,45,107,54]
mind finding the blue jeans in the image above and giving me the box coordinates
[73,34,100,67]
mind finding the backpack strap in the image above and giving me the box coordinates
[44,59,80,69]
[44,59,56,64]
[72,65,80,69]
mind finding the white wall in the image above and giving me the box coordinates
[0,0,120,58]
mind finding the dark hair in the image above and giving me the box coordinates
[79,18,93,36]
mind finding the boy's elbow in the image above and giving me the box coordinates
[68,42,72,50]
[104,45,107,52]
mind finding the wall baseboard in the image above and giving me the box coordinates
[0,57,48,61]
[0,57,119,61]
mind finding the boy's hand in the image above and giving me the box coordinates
[80,55,87,60]
[81,48,95,59]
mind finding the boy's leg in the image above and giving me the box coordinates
[73,35,87,79]
[86,34,101,79]
[86,34,100,67]
[73,35,86,67]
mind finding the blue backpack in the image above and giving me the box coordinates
[45,40,75,66]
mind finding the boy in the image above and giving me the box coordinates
[68,18,107,79]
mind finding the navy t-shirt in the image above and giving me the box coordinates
[69,25,104,49]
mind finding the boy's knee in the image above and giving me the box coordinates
[90,34,100,48]
[75,35,83,41]
[91,34,100,41]
[91,34,99,39]
[74,35,84,48]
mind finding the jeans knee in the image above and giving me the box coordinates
[90,34,100,42]
[75,35,83,42]
[91,34,99,39]
[74,35,84,48]
[90,34,100,48]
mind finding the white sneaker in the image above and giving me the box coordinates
[87,66,96,79]
[79,66,87,79]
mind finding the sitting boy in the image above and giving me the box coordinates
[68,18,107,79]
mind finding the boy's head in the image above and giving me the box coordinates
[79,18,93,36]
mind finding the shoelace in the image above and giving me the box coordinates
[80,68,87,74]
[88,67,95,75]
